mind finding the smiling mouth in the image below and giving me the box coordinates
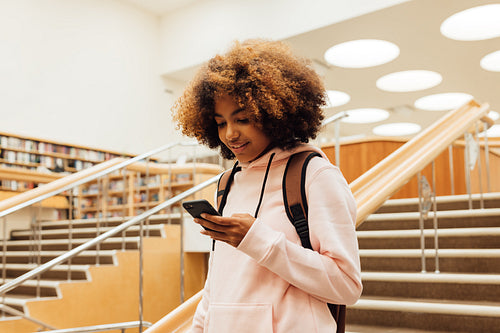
[229,142,248,151]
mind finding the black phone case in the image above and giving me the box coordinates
[182,199,220,231]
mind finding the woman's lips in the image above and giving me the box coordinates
[230,142,248,153]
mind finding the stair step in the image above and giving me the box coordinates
[1,237,142,251]
[0,296,31,314]
[346,324,450,333]
[357,227,500,249]
[360,208,500,231]
[349,298,500,332]
[1,278,60,297]
[2,250,117,265]
[10,224,165,240]
[361,272,500,302]
[38,213,182,230]
[376,192,500,213]
[1,263,89,280]
[360,249,500,273]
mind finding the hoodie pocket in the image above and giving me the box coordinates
[206,303,273,333]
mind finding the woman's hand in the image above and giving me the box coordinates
[194,213,256,247]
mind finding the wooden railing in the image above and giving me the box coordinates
[351,100,490,227]
[143,99,492,333]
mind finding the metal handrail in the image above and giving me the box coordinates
[0,141,200,219]
[321,111,348,127]
[42,321,152,333]
[0,174,220,296]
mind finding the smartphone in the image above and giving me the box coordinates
[182,199,220,231]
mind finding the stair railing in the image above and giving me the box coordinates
[0,141,220,331]
[321,111,349,167]
[143,99,493,333]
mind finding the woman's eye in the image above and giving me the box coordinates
[216,122,226,128]
[237,118,250,124]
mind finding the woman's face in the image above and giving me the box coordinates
[214,95,272,163]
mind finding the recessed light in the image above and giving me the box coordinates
[373,122,421,136]
[325,90,351,108]
[376,70,442,92]
[480,50,500,72]
[341,108,390,124]
[488,111,499,121]
[324,39,400,68]
[414,93,473,111]
[440,4,500,41]
[478,124,500,138]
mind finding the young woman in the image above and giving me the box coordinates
[172,39,362,333]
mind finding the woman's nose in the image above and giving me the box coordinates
[226,123,239,140]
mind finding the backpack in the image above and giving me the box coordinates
[216,150,346,333]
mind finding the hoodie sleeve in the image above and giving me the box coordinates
[237,161,362,305]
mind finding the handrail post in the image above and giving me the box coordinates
[475,124,484,209]
[417,172,426,273]
[432,161,440,273]
[483,121,491,193]
[464,133,473,210]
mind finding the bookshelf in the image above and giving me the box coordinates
[75,162,222,219]
[0,131,133,193]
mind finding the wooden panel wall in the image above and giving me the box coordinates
[322,138,500,199]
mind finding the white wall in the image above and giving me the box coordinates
[0,0,178,155]
[0,0,410,158]
[159,0,410,75]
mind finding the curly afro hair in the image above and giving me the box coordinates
[172,39,326,160]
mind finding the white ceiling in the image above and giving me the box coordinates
[120,0,201,15]
[122,0,500,143]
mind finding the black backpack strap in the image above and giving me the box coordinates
[282,151,347,333]
[216,161,240,215]
[282,151,321,250]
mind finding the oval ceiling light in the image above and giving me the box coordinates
[341,108,390,124]
[324,39,400,68]
[488,110,499,121]
[414,92,473,111]
[376,70,442,92]
[325,90,351,108]
[480,50,500,72]
[373,122,422,136]
[440,4,500,41]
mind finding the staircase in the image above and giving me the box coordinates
[347,192,500,333]
[0,214,189,332]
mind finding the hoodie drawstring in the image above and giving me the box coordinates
[253,152,275,218]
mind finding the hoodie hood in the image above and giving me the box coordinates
[238,143,329,170]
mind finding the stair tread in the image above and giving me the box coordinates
[1,278,60,288]
[3,263,90,270]
[366,208,500,221]
[381,192,500,207]
[361,271,500,284]
[5,236,142,245]
[346,324,451,333]
[353,297,500,316]
[38,213,182,228]
[360,248,500,257]
[11,224,165,236]
[4,250,116,256]
[357,226,500,238]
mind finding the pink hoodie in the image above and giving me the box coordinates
[190,144,362,333]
